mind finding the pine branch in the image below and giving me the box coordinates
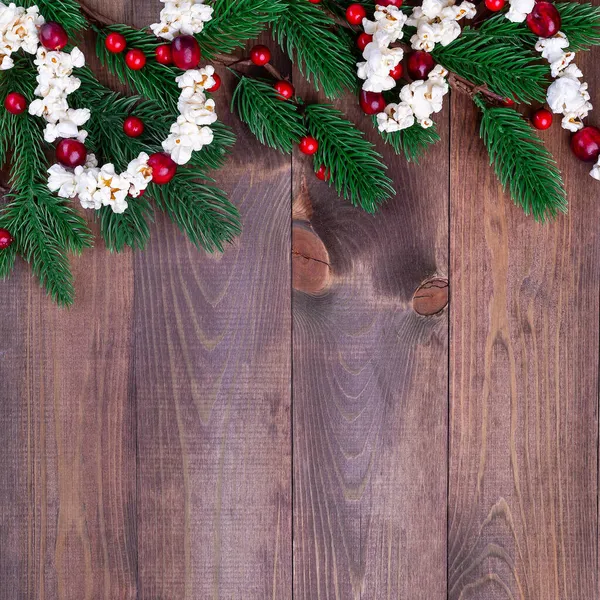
[19,0,86,37]
[99,198,154,253]
[95,25,180,113]
[304,104,395,212]
[478,3,600,52]
[433,30,549,103]
[377,121,441,163]
[147,174,241,253]
[231,76,304,153]
[476,98,566,221]
[273,0,357,98]
[198,0,285,59]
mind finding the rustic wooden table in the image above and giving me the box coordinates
[1,1,599,598]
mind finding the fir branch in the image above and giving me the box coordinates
[273,0,357,98]
[476,98,566,221]
[304,104,395,212]
[147,175,241,253]
[95,26,180,113]
[478,3,600,52]
[433,30,549,103]
[231,76,304,153]
[377,120,441,163]
[198,0,285,59]
[19,0,86,37]
[100,199,154,253]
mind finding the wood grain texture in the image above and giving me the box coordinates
[291,85,450,597]
[448,49,600,600]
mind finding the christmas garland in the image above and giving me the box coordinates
[0,0,600,305]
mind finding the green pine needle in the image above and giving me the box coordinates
[304,104,395,213]
[433,30,549,103]
[476,99,567,221]
[273,0,357,99]
[19,0,86,37]
[232,77,304,153]
[377,120,441,163]
[100,199,154,253]
[147,176,241,253]
[199,0,285,59]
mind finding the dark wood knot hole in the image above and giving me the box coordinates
[292,223,331,294]
[412,277,449,316]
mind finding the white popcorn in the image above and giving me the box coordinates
[505,0,535,22]
[162,118,214,165]
[150,0,213,40]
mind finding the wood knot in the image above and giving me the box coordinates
[292,223,331,294]
[412,277,449,316]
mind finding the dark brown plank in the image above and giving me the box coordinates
[127,5,293,595]
[448,51,600,599]
[292,87,450,596]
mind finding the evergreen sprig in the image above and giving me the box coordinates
[476,98,567,221]
[433,31,549,103]
[273,0,356,98]
[377,120,441,163]
[232,76,304,153]
[100,199,154,253]
[304,104,395,212]
[198,0,285,59]
[19,0,86,37]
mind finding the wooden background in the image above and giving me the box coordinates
[1,0,599,598]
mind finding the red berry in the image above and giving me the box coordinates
[56,139,87,168]
[274,80,295,100]
[571,126,600,162]
[359,90,386,115]
[123,116,145,138]
[39,22,68,51]
[0,228,13,250]
[526,1,561,38]
[4,92,26,114]
[299,136,319,155]
[171,35,201,70]
[208,73,222,92]
[407,51,435,80]
[485,0,505,10]
[389,63,403,80]
[148,152,177,184]
[346,3,367,25]
[125,49,146,70]
[315,165,330,181]
[357,32,373,51]
[308,0,321,3]
[155,44,173,65]
[250,45,271,66]
[105,32,127,53]
[502,97,516,107]
[531,108,553,130]
[377,0,403,5]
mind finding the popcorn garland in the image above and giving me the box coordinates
[0,0,219,215]
[503,4,599,179]
[357,1,475,134]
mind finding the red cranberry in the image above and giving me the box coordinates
[526,1,561,38]
[105,32,127,53]
[485,0,505,10]
[274,80,295,100]
[315,165,330,181]
[571,126,600,162]
[389,63,403,80]
[531,108,553,130]
[155,44,173,65]
[125,49,146,70]
[299,136,319,155]
[123,116,145,138]
[39,22,68,51]
[407,51,435,80]
[0,228,13,250]
[346,3,367,25]
[4,92,27,114]
[208,73,222,92]
[250,45,271,66]
[377,0,404,5]
[56,139,87,168]
[148,152,177,184]
[357,33,373,51]
[171,35,201,70]
[359,90,386,115]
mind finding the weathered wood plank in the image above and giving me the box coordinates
[292,84,450,597]
[127,4,293,594]
[448,53,600,599]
